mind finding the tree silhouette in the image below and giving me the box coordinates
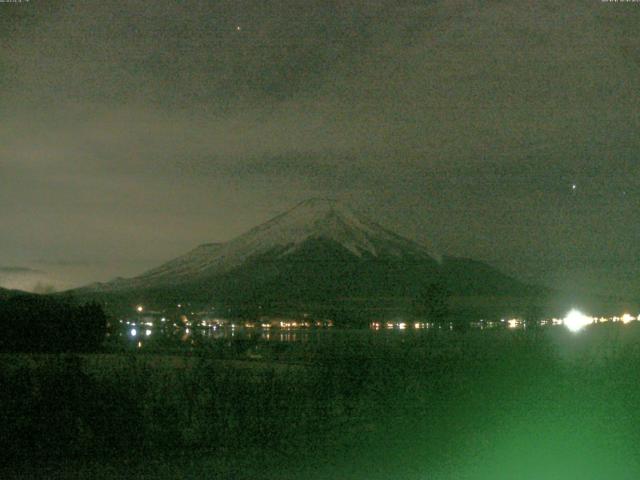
[414,282,450,322]
[0,294,107,352]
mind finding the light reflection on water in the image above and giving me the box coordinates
[116,322,517,348]
[121,325,330,344]
[115,324,435,350]
[113,319,640,354]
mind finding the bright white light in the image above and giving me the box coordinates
[564,309,592,332]
[136,305,143,313]
[508,319,518,329]
[130,328,137,337]
[145,329,152,336]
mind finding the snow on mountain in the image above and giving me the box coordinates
[136,242,224,280]
[212,198,430,264]
[94,199,435,291]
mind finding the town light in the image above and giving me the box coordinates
[621,313,634,324]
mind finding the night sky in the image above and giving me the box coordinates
[1,1,639,296]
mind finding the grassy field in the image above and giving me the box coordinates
[2,325,640,479]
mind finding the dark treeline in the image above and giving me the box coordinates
[0,294,107,352]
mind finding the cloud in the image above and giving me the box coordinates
[1,0,640,294]
[0,266,52,292]
[0,266,43,274]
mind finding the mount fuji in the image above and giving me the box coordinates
[78,199,533,315]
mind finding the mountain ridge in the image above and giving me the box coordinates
[76,199,537,316]
[90,198,437,292]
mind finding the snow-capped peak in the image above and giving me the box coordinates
[241,198,379,251]
[98,199,433,290]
